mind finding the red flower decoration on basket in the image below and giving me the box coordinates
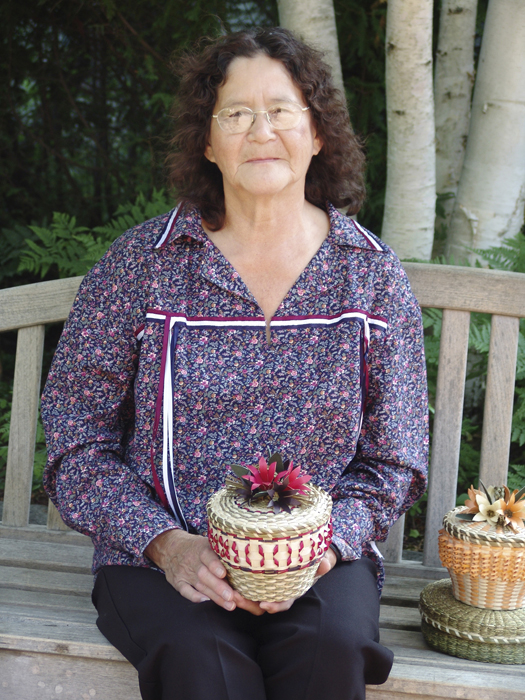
[228,451,312,514]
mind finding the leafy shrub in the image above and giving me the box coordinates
[18,189,174,279]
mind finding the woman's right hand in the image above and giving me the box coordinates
[145,529,265,615]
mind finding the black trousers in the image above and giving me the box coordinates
[92,558,393,700]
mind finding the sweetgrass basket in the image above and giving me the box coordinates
[207,484,333,602]
[439,508,525,610]
[420,578,525,664]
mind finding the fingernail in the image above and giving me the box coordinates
[225,601,235,611]
[222,590,232,601]
[215,567,224,577]
[199,596,210,603]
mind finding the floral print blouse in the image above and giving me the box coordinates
[42,203,428,590]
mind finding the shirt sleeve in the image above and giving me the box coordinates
[41,231,180,566]
[329,257,429,561]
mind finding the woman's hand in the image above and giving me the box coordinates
[258,547,338,614]
[145,529,265,615]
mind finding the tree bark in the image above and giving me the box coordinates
[381,0,435,261]
[434,0,478,233]
[277,0,344,96]
[446,0,525,262]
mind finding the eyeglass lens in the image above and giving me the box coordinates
[217,102,306,133]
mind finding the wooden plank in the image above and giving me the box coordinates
[479,314,520,486]
[0,649,141,699]
[404,263,525,318]
[0,523,92,546]
[381,577,433,606]
[0,276,82,333]
[423,309,470,568]
[2,325,45,528]
[0,587,94,613]
[47,501,70,532]
[385,561,448,581]
[379,604,422,631]
[368,654,525,700]
[377,514,404,563]
[0,604,97,630]
[0,565,92,597]
[0,538,93,574]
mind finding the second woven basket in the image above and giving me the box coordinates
[438,508,525,610]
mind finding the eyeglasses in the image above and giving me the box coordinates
[212,102,310,134]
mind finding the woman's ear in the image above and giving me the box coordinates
[313,133,323,156]
[204,143,216,163]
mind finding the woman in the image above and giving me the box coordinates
[42,27,428,700]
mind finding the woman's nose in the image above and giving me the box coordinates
[247,112,276,141]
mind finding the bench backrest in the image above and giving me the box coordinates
[1,265,524,567]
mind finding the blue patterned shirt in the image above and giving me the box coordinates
[42,203,428,589]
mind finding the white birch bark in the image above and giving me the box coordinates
[446,0,525,263]
[381,0,435,260]
[434,0,478,232]
[277,0,344,96]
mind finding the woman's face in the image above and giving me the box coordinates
[204,54,322,202]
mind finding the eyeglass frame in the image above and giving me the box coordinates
[212,102,310,134]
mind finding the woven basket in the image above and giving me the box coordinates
[420,578,525,664]
[207,484,332,602]
[438,508,525,610]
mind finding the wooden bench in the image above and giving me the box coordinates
[1,264,525,699]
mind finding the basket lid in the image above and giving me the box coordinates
[443,507,525,548]
[420,579,525,643]
[207,483,332,539]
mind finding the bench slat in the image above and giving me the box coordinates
[423,309,470,567]
[47,500,70,532]
[404,263,525,318]
[479,314,520,486]
[2,326,45,528]
[376,513,404,563]
[0,276,82,332]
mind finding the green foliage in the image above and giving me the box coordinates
[18,189,173,279]
[472,231,525,274]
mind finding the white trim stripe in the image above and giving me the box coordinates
[154,204,181,249]
[145,310,388,332]
[353,221,383,251]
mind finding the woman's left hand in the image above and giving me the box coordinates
[258,547,338,614]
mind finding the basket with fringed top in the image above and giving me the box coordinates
[438,483,525,610]
[207,452,333,602]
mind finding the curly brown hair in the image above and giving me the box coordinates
[166,27,366,231]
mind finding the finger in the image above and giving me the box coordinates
[259,598,295,614]
[194,579,236,611]
[199,546,228,578]
[197,564,235,601]
[175,580,211,604]
[232,592,265,616]
[315,556,332,579]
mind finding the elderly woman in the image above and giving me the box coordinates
[42,27,427,700]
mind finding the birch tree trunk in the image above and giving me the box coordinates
[277,0,344,96]
[446,0,525,262]
[381,0,435,260]
[434,0,478,233]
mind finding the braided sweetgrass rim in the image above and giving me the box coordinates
[443,507,525,548]
[207,484,332,538]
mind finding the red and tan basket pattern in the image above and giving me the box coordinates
[439,508,525,610]
[207,484,333,602]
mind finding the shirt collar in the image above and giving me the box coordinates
[154,202,385,253]
[325,203,385,252]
